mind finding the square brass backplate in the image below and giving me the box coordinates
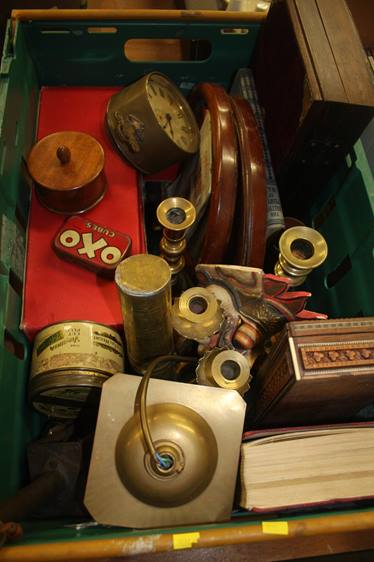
[84,373,246,528]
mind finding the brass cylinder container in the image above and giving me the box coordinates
[274,226,328,286]
[115,254,174,373]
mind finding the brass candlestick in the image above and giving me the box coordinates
[157,197,196,283]
[274,226,328,286]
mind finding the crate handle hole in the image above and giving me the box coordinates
[124,39,212,62]
[220,28,249,35]
[9,269,23,298]
[40,29,71,35]
[4,330,25,360]
[326,255,352,288]
[87,27,118,34]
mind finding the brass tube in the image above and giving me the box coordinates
[137,354,198,466]
[115,254,174,373]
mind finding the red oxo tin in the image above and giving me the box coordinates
[54,216,132,277]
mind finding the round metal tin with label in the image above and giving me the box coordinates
[30,321,124,419]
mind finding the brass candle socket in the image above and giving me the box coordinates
[172,287,223,343]
[157,197,196,282]
[196,348,252,396]
[274,226,328,286]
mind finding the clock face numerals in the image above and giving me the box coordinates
[146,74,199,153]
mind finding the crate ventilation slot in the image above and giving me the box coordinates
[40,30,71,35]
[220,28,249,35]
[326,255,352,288]
[87,27,118,34]
[4,330,25,360]
[124,39,212,62]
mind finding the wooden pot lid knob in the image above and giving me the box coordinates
[27,131,107,214]
[56,145,71,165]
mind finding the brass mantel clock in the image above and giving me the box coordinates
[106,72,200,175]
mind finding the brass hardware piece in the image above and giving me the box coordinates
[84,374,246,528]
[274,226,328,286]
[172,287,223,343]
[196,348,252,395]
[157,197,196,282]
[115,403,217,508]
[115,254,174,374]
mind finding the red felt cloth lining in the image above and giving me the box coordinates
[22,87,146,340]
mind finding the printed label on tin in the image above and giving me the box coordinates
[54,215,131,274]
[32,322,124,378]
[41,386,93,403]
[32,401,81,419]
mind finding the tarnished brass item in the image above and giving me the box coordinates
[116,403,217,507]
[84,373,246,528]
[274,226,328,286]
[196,348,252,395]
[172,287,223,343]
[106,72,200,174]
[157,197,196,282]
[115,254,174,373]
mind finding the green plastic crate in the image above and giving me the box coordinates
[1,9,374,560]
[305,124,374,317]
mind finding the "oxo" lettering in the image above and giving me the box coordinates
[59,229,122,264]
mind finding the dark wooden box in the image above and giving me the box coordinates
[253,0,374,215]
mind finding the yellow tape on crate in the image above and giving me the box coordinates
[173,532,200,550]
[262,521,289,535]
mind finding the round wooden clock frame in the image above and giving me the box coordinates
[189,82,238,265]
[188,83,267,268]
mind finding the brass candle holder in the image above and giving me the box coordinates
[274,226,328,286]
[172,287,223,343]
[196,348,252,396]
[156,197,196,283]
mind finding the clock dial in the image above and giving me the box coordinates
[146,74,199,154]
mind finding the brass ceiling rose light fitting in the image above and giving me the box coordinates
[84,355,246,528]
[157,197,196,283]
[196,348,252,396]
[106,72,200,174]
[274,226,328,286]
[172,287,223,343]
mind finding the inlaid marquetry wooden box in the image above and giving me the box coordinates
[253,318,374,427]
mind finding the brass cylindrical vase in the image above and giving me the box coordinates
[115,254,174,374]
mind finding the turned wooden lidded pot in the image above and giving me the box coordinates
[27,131,107,214]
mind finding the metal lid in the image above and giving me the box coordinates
[115,254,171,296]
[27,131,104,190]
